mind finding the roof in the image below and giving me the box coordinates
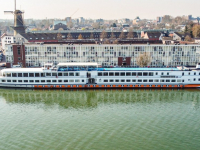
[146,32,161,38]
[102,68,179,71]
[1,68,43,72]
[162,37,173,41]
[58,63,98,66]
[54,20,67,26]
[174,32,190,38]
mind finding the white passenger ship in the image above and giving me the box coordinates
[1,63,200,89]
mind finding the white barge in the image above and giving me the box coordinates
[1,63,200,89]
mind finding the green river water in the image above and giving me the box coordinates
[0,89,200,150]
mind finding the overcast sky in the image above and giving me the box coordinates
[0,0,199,20]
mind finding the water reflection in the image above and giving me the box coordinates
[0,89,200,110]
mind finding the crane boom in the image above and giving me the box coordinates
[70,9,79,18]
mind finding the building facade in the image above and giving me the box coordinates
[5,44,200,67]
[1,34,15,50]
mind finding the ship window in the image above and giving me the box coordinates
[156,72,158,75]
[177,79,181,82]
[149,80,153,82]
[41,80,45,83]
[75,73,79,76]
[23,73,28,77]
[7,73,11,77]
[199,73,200,75]
[29,73,34,77]
[199,79,200,81]
[166,80,170,82]
[12,73,17,77]
[194,78,196,81]
[115,72,119,76]
[82,80,84,82]
[46,80,51,83]
[115,79,119,82]
[121,72,125,76]
[13,80,17,82]
[109,72,114,76]
[41,73,45,77]
[35,80,39,83]
[121,79,125,82]
[24,80,28,83]
[58,73,62,76]
[110,80,114,82]
[2,80,5,82]
[194,72,196,75]
[52,73,57,76]
[64,80,68,82]
[132,79,136,82]
[149,72,154,76]
[161,72,164,75]
[132,72,136,76]
[98,72,102,76]
[3,73,6,77]
[69,73,74,76]
[64,73,68,76]
[104,79,108,82]
[7,80,11,82]
[18,80,22,82]
[167,72,169,75]
[138,72,142,76]
[154,79,159,82]
[143,80,148,82]
[182,72,184,76]
[126,72,131,76]
[182,80,184,82]
[143,72,148,76]
[138,80,142,82]
[103,72,108,76]
[126,79,131,82]
[52,80,57,82]
[188,72,190,75]
[161,80,165,82]
[35,73,40,77]
[69,80,74,82]
[58,80,62,82]
[46,73,51,76]
[171,80,176,82]
[75,80,80,82]
[18,73,22,77]
[30,80,34,83]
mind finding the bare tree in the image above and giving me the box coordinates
[127,28,134,39]
[57,33,62,40]
[110,32,115,39]
[119,31,126,39]
[78,34,83,39]
[104,39,110,44]
[192,25,200,37]
[184,35,192,41]
[92,23,100,29]
[67,33,73,39]
[100,30,107,39]
[90,32,94,39]
[67,21,73,29]
[136,52,151,67]
[113,39,119,44]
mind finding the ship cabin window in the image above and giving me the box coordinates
[199,73,200,75]
[7,73,11,77]
[194,78,196,81]
[149,80,153,82]
[149,72,154,76]
[121,72,125,76]
[115,79,119,82]
[109,72,114,76]
[171,80,176,82]
[138,72,142,76]
[199,79,200,81]
[75,73,79,76]
[46,73,51,76]
[98,72,102,76]
[155,72,158,75]
[138,80,142,82]
[167,72,169,75]
[132,72,136,76]
[2,80,5,82]
[182,72,184,76]
[115,72,119,76]
[41,73,45,77]
[18,73,23,77]
[121,79,125,82]
[23,73,28,77]
[143,72,148,76]
[41,80,45,83]
[110,79,114,82]
[12,73,17,77]
[194,72,196,75]
[18,80,22,82]
[143,79,148,82]
[24,80,28,83]
[126,72,131,76]
[104,79,108,82]
[52,73,57,76]
[103,72,108,76]
[46,80,51,83]
[64,73,68,76]
[182,80,184,82]
[29,73,34,77]
[75,80,80,82]
[69,72,74,76]
[35,80,40,83]
[161,80,165,82]
[154,79,159,82]
[69,80,74,82]
[126,79,131,82]
[52,80,57,82]
[35,73,40,77]
[132,79,136,82]
[64,80,68,82]
[30,80,34,83]
[177,79,181,82]
[7,80,11,82]
[13,80,17,82]
[58,73,62,76]
[3,73,6,77]
[82,80,84,82]
[161,72,164,75]
[188,72,190,75]
[166,80,170,82]
[58,80,62,82]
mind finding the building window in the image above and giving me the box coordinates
[18,57,21,61]
[17,47,20,55]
